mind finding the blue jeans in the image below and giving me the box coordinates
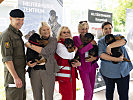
[102,75,129,100]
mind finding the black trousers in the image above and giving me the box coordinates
[102,74,129,100]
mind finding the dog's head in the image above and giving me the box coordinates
[64,38,75,52]
[105,34,116,45]
[28,33,41,46]
[64,38,74,48]
[84,33,94,43]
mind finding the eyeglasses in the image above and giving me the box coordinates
[62,32,70,34]
[79,21,87,24]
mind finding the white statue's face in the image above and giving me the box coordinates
[50,14,56,21]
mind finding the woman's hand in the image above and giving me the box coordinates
[25,42,42,53]
[106,45,112,55]
[115,54,124,62]
[27,61,37,67]
[85,56,97,62]
[74,46,78,53]
[91,40,97,45]
[71,60,81,67]
[25,42,32,48]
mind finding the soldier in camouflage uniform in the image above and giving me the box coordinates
[0,9,26,100]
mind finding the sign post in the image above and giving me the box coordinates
[88,10,112,39]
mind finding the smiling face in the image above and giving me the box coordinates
[10,17,24,30]
[78,22,89,36]
[102,24,112,36]
[40,26,50,38]
[60,27,71,39]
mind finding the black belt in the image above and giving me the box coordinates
[33,65,46,70]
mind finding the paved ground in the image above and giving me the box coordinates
[26,73,133,100]
[77,80,133,100]
[1,46,133,100]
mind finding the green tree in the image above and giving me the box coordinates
[113,0,133,31]
[96,0,133,32]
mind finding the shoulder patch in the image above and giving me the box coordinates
[5,42,10,48]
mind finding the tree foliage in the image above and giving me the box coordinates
[116,0,133,25]
[113,0,133,31]
[96,0,133,32]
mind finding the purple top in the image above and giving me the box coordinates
[73,35,99,72]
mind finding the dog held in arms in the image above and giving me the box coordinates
[105,34,130,64]
[63,38,79,79]
[79,33,98,65]
[25,32,48,77]
[64,38,80,66]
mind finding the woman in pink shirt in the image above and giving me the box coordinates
[73,21,99,100]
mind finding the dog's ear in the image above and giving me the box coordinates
[38,40,48,46]
[25,30,36,40]
[115,36,125,40]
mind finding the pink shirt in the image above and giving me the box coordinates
[73,35,99,72]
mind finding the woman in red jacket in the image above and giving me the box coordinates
[55,26,79,100]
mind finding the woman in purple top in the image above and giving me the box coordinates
[73,21,99,100]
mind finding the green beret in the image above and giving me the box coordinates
[9,9,25,18]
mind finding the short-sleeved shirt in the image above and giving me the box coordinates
[98,34,133,78]
[0,24,26,86]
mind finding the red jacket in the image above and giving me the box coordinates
[55,39,72,82]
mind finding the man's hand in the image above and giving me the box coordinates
[5,61,23,88]
[14,77,23,88]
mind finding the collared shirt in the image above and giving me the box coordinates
[98,34,133,78]
[0,24,26,71]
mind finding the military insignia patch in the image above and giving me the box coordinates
[5,42,10,48]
